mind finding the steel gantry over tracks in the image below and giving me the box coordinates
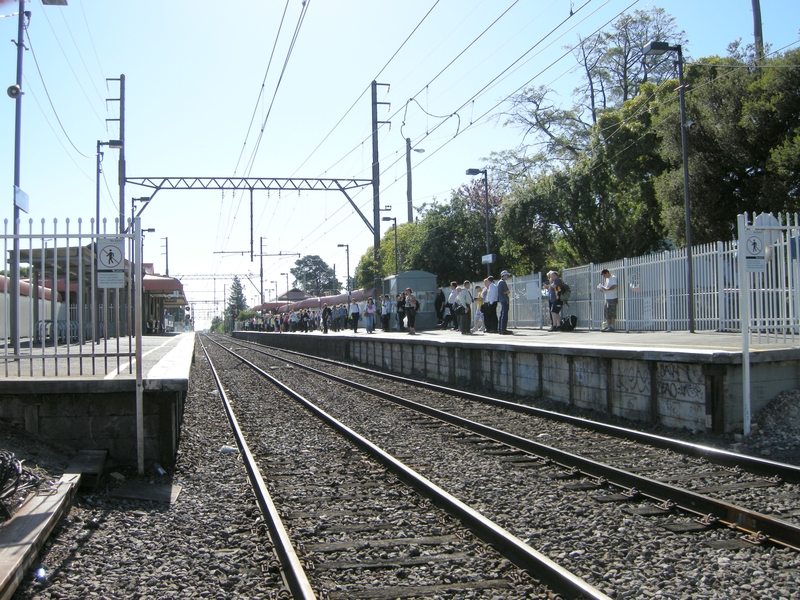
[126,176,374,260]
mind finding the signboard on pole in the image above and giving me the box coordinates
[744,232,766,272]
[97,240,125,288]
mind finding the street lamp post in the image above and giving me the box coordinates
[9,0,68,355]
[337,244,350,304]
[279,272,289,301]
[644,41,695,332]
[466,168,491,277]
[382,216,398,275]
[406,138,425,223]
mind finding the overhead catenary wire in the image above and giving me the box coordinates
[216,0,311,270]
[213,0,292,266]
[291,0,444,178]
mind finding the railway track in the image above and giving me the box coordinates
[223,336,800,531]
[206,334,800,598]
[200,336,607,599]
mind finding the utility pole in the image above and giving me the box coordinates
[372,80,390,300]
[106,75,126,232]
[253,245,299,305]
[751,0,764,62]
[161,237,169,276]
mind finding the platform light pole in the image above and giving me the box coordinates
[644,41,694,332]
[280,272,289,300]
[382,216,398,275]
[9,0,68,355]
[337,244,350,304]
[406,138,425,223]
[466,168,491,277]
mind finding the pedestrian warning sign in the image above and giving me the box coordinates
[744,232,765,272]
[98,242,125,270]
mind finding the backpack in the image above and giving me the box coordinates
[559,281,572,304]
[559,314,578,331]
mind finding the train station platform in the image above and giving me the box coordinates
[234,326,800,435]
[0,333,195,469]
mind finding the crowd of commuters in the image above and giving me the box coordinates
[238,268,617,335]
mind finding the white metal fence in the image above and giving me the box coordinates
[507,212,800,337]
[2,217,144,377]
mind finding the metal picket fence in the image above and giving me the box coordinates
[507,213,800,336]
[2,217,145,377]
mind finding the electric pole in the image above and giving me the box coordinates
[372,80,390,300]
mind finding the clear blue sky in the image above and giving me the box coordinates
[1,0,797,328]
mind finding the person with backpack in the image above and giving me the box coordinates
[546,270,564,331]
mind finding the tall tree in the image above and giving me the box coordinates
[227,276,248,312]
[290,255,341,296]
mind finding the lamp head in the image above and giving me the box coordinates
[466,168,484,176]
[382,217,393,222]
[643,41,673,56]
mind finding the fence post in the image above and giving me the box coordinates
[664,250,672,333]
[135,217,145,475]
[738,213,751,436]
[716,241,725,331]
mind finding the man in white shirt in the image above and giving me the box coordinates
[484,276,499,333]
[598,269,618,332]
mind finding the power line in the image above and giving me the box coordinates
[25,28,94,159]
[36,2,105,128]
[292,0,444,178]
[219,0,312,261]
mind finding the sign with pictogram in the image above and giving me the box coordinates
[744,232,765,272]
[98,242,125,270]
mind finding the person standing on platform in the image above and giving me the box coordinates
[546,270,564,331]
[396,292,406,332]
[434,287,446,326]
[473,285,485,333]
[364,297,376,333]
[381,294,392,331]
[404,288,418,335]
[440,282,459,330]
[497,270,512,334]
[321,303,331,334]
[349,298,361,332]
[458,281,474,335]
[598,268,618,332]
[485,276,499,333]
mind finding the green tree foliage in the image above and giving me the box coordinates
[493,7,683,263]
[210,315,223,333]
[290,255,341,296]
[406,179,503,284]
[227,276,248,320]
[652,47,800,243]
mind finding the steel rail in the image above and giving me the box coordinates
[206,336,612,600]
[247,340,800,484]
[197,338,316,599]
[233,341,800,551]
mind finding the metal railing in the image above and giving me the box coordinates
[507,212,800,338]
[2,217,143,377]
